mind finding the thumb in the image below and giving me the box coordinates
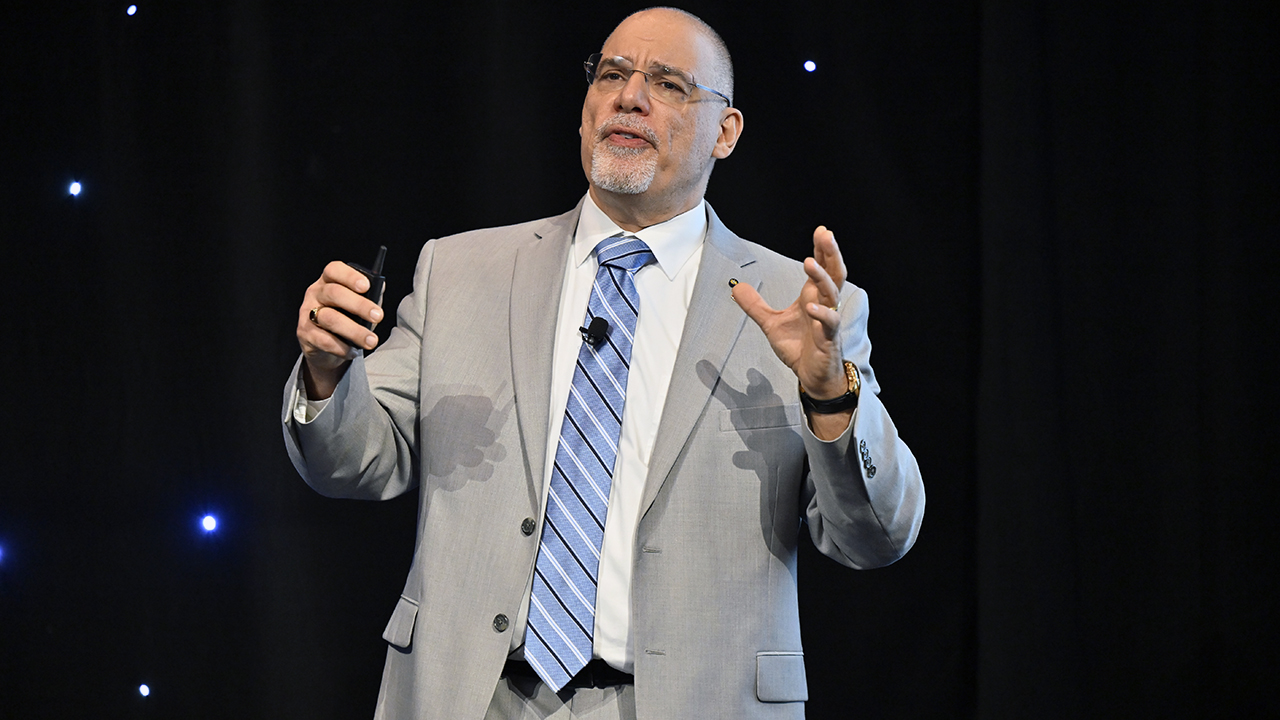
[731,281,775,329]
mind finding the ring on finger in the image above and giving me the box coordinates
[309,306,322,326]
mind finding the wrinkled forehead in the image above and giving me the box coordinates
[600,11,711,78]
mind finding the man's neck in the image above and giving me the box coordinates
[588,186,705,233]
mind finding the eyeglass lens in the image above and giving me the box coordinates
[587,54,698,105]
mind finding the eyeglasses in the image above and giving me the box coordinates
[584,53,732,108]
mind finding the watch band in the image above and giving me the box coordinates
[799,361,860,414]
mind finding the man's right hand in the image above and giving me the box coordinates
[296,261,385,400]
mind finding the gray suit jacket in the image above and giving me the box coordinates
[281,200,925,719]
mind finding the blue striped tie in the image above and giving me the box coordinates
[525,234,655,691]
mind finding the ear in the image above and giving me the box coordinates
[712,107,744,159]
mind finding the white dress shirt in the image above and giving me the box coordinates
[535,194,705,672]
[295,194,706,674]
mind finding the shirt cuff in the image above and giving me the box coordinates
[801,406,857,443]
[290,370,332,425]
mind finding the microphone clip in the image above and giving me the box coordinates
[580,317,610,346]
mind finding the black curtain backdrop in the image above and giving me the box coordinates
[1,1,1274,718]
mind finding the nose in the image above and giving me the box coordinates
[614,69,652,114]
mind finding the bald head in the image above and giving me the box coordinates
[607,7,734,104]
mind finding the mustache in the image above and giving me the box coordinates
[594,115,659,148]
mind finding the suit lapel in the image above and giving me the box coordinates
[639,204,761,518]
[509,202,581,500]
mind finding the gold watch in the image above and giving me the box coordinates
[798,361,860,414]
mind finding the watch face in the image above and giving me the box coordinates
[844,361,860,396]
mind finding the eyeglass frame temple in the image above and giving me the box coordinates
[583,55,733,108]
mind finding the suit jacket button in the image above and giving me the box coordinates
[521,517,537,536]
[493,614,509,632]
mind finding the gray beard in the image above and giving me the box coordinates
[591,143,658,195]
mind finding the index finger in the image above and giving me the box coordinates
[321,260,372,294]
[812,226,847,288]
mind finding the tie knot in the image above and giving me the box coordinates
[595,235,655,274]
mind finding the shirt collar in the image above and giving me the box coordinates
[573,193,707,281]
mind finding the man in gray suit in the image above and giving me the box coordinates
[283,7,924,719]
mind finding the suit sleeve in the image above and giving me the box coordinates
[799,284,925,569]
[279,241,437,501]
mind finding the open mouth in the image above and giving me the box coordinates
[597,119,657,149]
[607,131,650,148]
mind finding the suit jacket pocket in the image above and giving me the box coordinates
[382,594,420,649]
[756,651,808,702]
[720,404,803,432]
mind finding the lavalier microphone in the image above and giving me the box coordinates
[579,317,610,346]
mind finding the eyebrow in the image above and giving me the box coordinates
[602,54,691,73]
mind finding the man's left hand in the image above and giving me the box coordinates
[732,226,853,439]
